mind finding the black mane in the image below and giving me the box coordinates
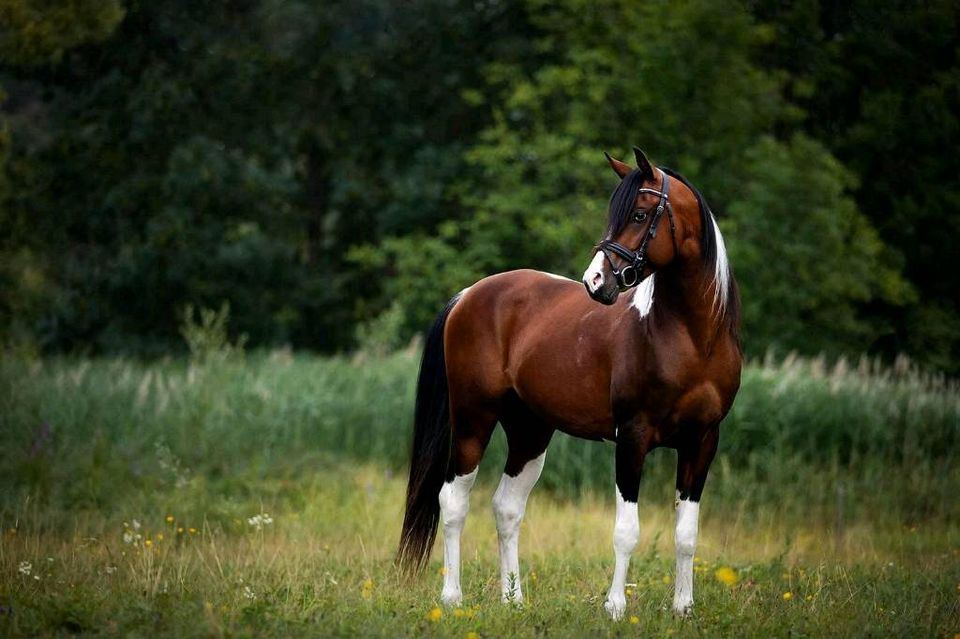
[605,166,741,339]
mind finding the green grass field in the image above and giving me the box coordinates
[1,350,959,637]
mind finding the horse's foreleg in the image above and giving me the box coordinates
[673,428,719,616]
[605,426,648,620]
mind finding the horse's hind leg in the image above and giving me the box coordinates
[672,426,719,616]
[438,405,497,605]
[493,404,553,603]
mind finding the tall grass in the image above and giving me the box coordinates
[1,349,957,528]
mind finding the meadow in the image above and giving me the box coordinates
[1,346,958,637]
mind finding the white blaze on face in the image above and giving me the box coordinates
[582,251,607,293]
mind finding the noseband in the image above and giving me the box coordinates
[596,170,678,289]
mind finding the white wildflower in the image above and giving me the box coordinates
[247,513,274,530]
[18,561,32,576]
[243,585,256,600]
[105,565,117,575]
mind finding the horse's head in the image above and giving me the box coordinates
[582,148,682,305]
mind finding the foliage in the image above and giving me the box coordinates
[725,135,913,354]
[0,0,124,65]
[2,352,957,520]
[0,352,958,636]
[178,302,247,365]
[0,0,957,372]
[0,462,957,637]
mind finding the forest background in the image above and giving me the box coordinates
[1,0,958,373]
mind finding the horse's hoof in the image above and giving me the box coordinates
[672,602,693,617]
[604,598,626,620]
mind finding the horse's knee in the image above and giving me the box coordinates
[675,500,699,557]
[613,505,640,553]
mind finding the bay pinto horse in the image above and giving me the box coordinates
[397,148,742,618]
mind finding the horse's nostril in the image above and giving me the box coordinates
[591,272,603,288]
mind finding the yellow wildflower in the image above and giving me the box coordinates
[177,527,185,534]
[165,515,175,524]
[782,591,793,601]
[625,588,633,597]
[454,608,465,618]
[440,566,448,576]
[629,615,640,624]
[714,566,738,587]
[144,539,153,547]
[466,632,479,639]
[662,574,672,584]
[427,607,443,622]
[156,533,164,541]
[189,527,198,535]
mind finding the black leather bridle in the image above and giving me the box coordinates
[595,169,678,289]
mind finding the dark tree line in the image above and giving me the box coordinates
[1,0,957,372]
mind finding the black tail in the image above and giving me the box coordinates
[397,293,461,571]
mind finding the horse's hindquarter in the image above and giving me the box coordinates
[446,270,620,439]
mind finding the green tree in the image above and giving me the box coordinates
[751,0,960,369]
[724,135,913,354]
[378,0,912,359]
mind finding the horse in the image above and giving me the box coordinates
[397,147,742,619]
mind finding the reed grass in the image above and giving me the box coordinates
[2,350,956,524]
[1,351,958,636]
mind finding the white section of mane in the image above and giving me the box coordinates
[710,215,730,316]
[630,274,655,318]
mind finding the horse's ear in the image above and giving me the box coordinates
[633,147,655,180]
[604,152,633,179]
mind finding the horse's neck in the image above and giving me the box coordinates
[646,258,726,353]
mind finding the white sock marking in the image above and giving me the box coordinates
[673,498,700,614]
[630,274,655,318]
[604,489,639,620]
[582,251,607,293]
[492,453,546,602]
[438,468,478,605]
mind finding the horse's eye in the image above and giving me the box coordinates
[634,211,648,223]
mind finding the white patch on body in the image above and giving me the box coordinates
[438,468,479,605]
[710,215,730,315]
[582,251,607,293]
[492,452,546,602]
[604,489,640,620]
[630,274,656,318]
[673,498,700,615]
